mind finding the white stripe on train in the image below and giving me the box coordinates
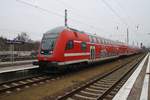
[64,52,90,57]
[58,55,118,65]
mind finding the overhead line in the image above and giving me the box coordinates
[55,0,111,33]
[16,0,64,17]
[16,0,109,34]
[55,0,98,20]
[101,0,128,26]
[113,0,136,26]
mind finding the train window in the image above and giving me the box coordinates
[99,38,101,43]
[103,39,106,44]
[89,35,92,43]
[91,36,94,43]
[110,41,112,44]
[101,39,103,44]
[106,40,108,44]
[108,40,110,44]
[107,40,109,44]
[96,38,98,43]
[94,37,97,43]
[92,37,95,43]
[96,38,99,43]
[81,42,87,50]
[41,37,56,50]
[105,40,107,44]
[96,38,100,43]
[102,40,104,44]
[103,39,105,44]
[89,36,93,43]
[65,40,74,50]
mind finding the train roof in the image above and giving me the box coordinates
[45,26,66,34]
[44,26,127,46]
[68,27,126,46]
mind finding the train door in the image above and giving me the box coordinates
[100,46,107,58]
[90,46,95,61]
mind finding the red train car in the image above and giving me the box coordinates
[36,26,140,69]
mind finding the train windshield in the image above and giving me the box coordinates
[41,26,65,51]
[41,37,56,50]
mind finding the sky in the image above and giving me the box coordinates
[0,0,150,47]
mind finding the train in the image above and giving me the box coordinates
[34,26,141,70]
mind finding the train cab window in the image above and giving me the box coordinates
[66,40,74,50]
[41,36,56,51]
[81,42,87,50]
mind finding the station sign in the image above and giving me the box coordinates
[6,40,24,44]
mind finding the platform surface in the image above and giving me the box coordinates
[113,52,150,100]
[0,64,39,74]
[0,59,37,65]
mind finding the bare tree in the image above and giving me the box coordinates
[14,32,32,42]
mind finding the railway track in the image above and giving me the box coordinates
[55,54,145,100]
[0,73,54,94]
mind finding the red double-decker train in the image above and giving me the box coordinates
[36,26,140,70]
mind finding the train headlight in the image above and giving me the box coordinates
[50,51,53,54]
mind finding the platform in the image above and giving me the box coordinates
[113,52,150,100]
[0,64,39,74]
[0,59,37,67]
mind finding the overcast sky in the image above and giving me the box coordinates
[0,0,150,47]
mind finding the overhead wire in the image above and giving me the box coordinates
[16,0,110,34]
[100,0,129,27]
[114,0,140,34]
[55,0,110,33]
[16,0,64,17]
[55,0,99,21]
[113,0,135,25]
[100,0,138,32]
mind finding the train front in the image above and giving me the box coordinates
[37,27,65,69]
